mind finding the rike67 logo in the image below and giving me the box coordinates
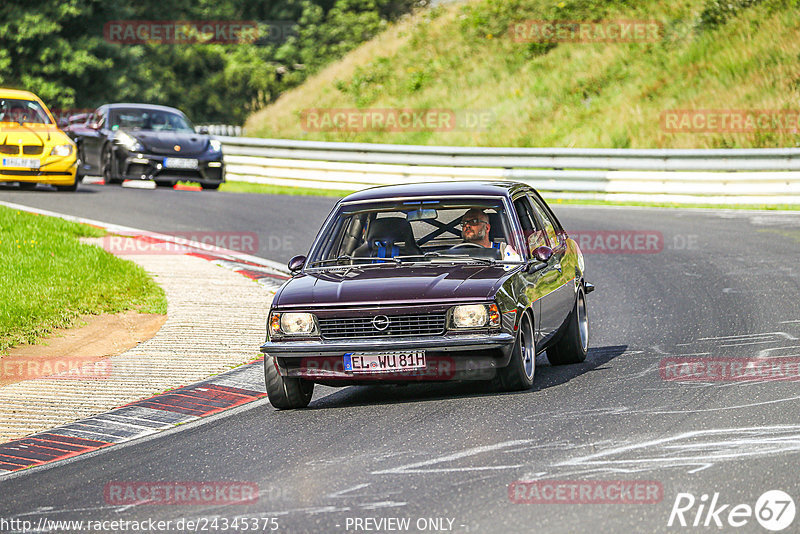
[668,490,795,531]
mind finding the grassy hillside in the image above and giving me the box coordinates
[245,0,800,148]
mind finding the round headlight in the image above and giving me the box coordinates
[280,312,316,334]
[452,305,488,328]
[209,139,222,152]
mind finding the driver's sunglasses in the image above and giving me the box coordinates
[461,218,488,227]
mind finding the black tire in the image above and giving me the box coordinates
[495,312,535,391]
[201,182,221,190]
[75,144,86,181]
[55,176,79,192]
[102,145,120,184]
[546,286,589,365]
[17,182,37,190]
[264,355,314,409]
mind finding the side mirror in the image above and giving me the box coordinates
[287,255,306,273]
[533,245,553,262]
[198,126,210,135]
[526,246,553,273]
[89,122,101,130]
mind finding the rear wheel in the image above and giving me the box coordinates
[495,312,535,391]
[201,182,221,190]
[264,355,314,409]
[546,287,589,365]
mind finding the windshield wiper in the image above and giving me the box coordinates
[307,255,386,267]
[307,255,355,266]
[423,252,497,265]
[391,254,429,264]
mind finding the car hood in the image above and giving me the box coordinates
[0,125,74,152]
[274,264,518,308]
[125,130,208,155]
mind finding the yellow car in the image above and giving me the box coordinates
[0,88,79,191]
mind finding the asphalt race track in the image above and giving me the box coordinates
[2,183,800,533]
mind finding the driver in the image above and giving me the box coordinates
[461,208,492,247]
[460,208,521,261]
[8,105,28,123]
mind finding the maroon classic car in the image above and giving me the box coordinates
[261,181,593,409]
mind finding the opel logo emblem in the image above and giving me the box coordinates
[372,315,390,331]
[174,145,181,152]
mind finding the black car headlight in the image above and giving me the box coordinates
[269,312,318,337]
[116,131,143,152]
[450,304,501,329]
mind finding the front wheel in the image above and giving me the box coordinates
[546,286,589,365]
[495,312,535,391]
[102,145,120,184]
[264,355,314,409]
[55,177,78,192]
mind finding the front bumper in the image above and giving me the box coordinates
[115,148,224,186]
[261,332,515,383]
[0,155,77,185]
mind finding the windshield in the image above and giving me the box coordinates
[307,197,523,268]
[109,108,194,133]
[0,98,53,125]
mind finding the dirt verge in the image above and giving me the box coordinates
[0,312,166,386]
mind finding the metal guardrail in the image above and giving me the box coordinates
[197,125,242,136]
[219,136,800,204]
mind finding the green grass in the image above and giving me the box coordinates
[219,181,354,197]
[0,206,167,353]
[245,0,800,149]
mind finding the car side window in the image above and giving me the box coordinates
[513,196,545,255]
[527,195,561,249]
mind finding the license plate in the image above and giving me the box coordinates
[163,158,198,169]
[344,351,426,373]
[3,158,39,169]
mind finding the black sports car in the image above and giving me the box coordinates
[70,103,224,189]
